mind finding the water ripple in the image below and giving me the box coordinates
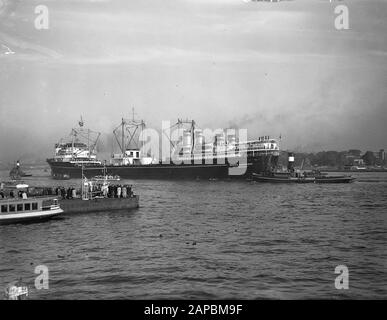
[1,170,387,299]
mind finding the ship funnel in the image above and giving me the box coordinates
[183,130,192,155]
[226,133,236,151]
[183,130,191,146]
[227,133,236,143]
[214,133,225,154]
[214,133,225,145]
[195,130,204,148]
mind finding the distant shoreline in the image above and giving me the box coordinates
[316,169,387,173]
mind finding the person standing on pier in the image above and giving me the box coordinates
[102,184,108,197]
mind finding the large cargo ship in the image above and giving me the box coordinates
[47,117,280,180]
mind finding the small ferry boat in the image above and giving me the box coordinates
[0,185,63,225]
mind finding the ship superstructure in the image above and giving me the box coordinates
[109,117,279,167]
[47,118,102,179]
[50,118,101,164]
[110,117,154,166]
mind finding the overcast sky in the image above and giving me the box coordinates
[0,0,386,162]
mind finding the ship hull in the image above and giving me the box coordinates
[59,196,139,214]
[47,155,278,180]
[0,208,62,225]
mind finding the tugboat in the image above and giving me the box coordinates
[253,153,355,183]
[0,184,63,225]
[9,161,32,180]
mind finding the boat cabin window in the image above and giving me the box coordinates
[9,204,16,212]
[17,204,23,211]
[24,203,31,211]
[1,205,7,213]
[32,203,38,210]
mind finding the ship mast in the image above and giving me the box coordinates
[191,120,195,156]
[113,109,146,157]
[121,118,125,155]
[163,119,197,160]
[87,129,90,160]
[66,117,100,160]
[71,131,74,158]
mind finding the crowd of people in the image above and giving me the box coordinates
[55,183,134,200]
[0,188,28,199]
[0,183,135,200]
[100,184,134,199]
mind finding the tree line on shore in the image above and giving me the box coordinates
[277,150,385,169]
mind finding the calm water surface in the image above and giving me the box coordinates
[1,169,386,299]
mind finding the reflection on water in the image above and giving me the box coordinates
[1,169,387,299]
